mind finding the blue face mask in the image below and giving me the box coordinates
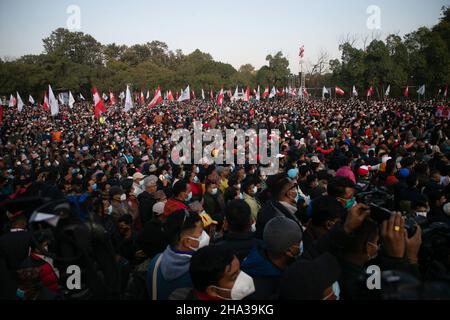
[91,183,97,191]
[239,193,244,200]
[344,197,356,209]
[186,192,192,202]
[193,176,199,184]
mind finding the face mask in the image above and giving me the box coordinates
[367,242,379,260]
[251,223,256,233]
[344,197,356,210]
[139,180,145,186]
[91,183,97,191]
[239,193,244,200]
[252,186,258,194]
[212,271,255,300]
[242,174,247,180]
[187,230,210,251]
[107,205,113,215]
[416,211,428,218]
[195,167,200,174]
[235,184,241,190]
[211,188,218,195]
[294,241,304,259]
[193,176,199,184]
[120,194,127,201]
[186,192,193,202]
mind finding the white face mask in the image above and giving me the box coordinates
[212,271,256,300]
[139,180,145,186]
[120,194,127,201]
[211,188,218,195]
[187,230,210,251]
[251,223,256,233]
[252,186,258,194]
[416,211,428,218]
[107,205,113,215]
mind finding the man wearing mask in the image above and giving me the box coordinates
[327,176,357,218]
[147,210,209,300]
[109,186,131,224]
[203,181,224,224]
[241,216,303,300]
[132,172,146,197]
[189,246,255,300]
[163,181,191,218]
[138,175,159,225]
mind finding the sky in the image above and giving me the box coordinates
[0,0,448,73]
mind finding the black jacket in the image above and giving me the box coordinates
[0,230,32,271]
[216,231,262,261]
[137,191,156,225]
[255,200,301,239]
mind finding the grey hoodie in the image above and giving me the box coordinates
[160,246,192,281]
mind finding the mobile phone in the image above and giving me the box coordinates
[369,203,393,224]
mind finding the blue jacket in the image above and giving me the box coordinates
[146,246,192,300]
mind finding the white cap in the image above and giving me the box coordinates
[153,202,165,216]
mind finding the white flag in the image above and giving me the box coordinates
[102,93,108,101]
[322,86,329,99]
[48,85,59,116]
[8,94,15,107]
[124,85,133,112]
[69,91,75,109]
[29,95,35,105]
[232,86,239,102]
[352,86,358,97]
[201,89,205,100]
[79,93,85,101]
[58,93,65,105]
[119,91,125,100]
[385,85,391,97]
[146,90,150,100]
[417,85,426,96]
[269,86,276,99]
[178,85,190,102]
[256,85,261,101]
[17,92,24,112]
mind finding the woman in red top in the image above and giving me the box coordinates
[188,171,203,201]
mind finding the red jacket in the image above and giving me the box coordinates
[163,198,188,218]
[30,253,59,293]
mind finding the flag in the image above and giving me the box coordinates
[93,86,106,118]
[335,86,345,96]
[140,91,145,105]
[48,85,59,116]
[29,95,35,105]
[303,87,309,97]
[353,86,358,97]
[79,93,85,101]
[444,85,448,98]
[124,85,133,112]
[292,88,297,96]
[322,86,329,99]
[385,85,391,97]
[58,93,65,105]
[17,92,24,112]
[210,89,214,100]
[191,90,196,100]
[404,86,409,97]
[102,92,109,101]
[148,86,163,109]
[269,86,276,99]
[217,88,224,105]
[201,89,205,100]
[178,85,190,102]
[119,91,125,100]
[299,45,305,58]
[417,85,425,96]
[245,86,250,102]
[168,90,174,102]
[262,87,269,99]
[8,94,16,107]
[227,89,233,98]
[256,86,261,101]
[232,86,239,101]
[69,91,75,109]
[43,92,49,112]
[367,86,374,98]
[109,91,116,106]
[146,90,150,100]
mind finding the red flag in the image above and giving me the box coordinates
[303,88,309,97]
[42,92,50,112]
[148,86,163,108]
[404,86,409,97]
[217,88,224,105]
[210,89,214,100]
[245,86,250,101]
[93,86,106,119]
[109,91,116,106]
[262,87,269,99]
[168,90,174,102]
[140,91,145,105]
[192,90,196,100]
[367,86,374,98]
[299,45,305,58]
[335,86,345,96]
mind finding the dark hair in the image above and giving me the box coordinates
[241,177,256,194]
[225,200,252,232]
[118,214,133,225]
[343,219,379,255]
[190,246,235,293]
[224,187,239,203]
[311,196,342,227]
[327,177,355,198]
[164,210,201,245]
[406,174,418,188]
[267,173,290,199]
[172,180,188,197]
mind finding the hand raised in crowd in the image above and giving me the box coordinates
[343,203,370,234]
[381,213,405,259]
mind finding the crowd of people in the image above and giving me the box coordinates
[0,95,450,300]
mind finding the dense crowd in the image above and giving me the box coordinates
[0,96,449,300]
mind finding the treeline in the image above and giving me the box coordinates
[0,7,449,99]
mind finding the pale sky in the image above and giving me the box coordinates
[0,0,448,73]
